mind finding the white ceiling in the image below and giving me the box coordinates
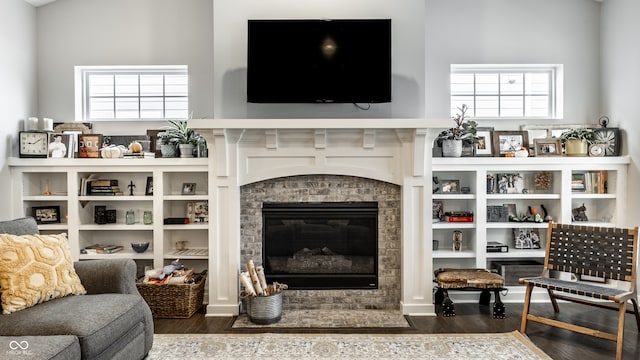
[24,0,56,7]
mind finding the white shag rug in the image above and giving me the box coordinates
[147,331,551,359]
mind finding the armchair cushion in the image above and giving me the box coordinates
[0,233,86,314]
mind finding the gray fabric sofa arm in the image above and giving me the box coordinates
[74,259,140,295]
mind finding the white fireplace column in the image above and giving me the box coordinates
[191,118,447,316]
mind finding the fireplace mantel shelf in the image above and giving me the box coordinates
[189,118,450,130]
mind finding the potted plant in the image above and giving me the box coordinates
[436,104,479,157]
[560,128,594,156]
[162,120,199,158]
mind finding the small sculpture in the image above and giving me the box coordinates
[572,203,588,221]
[128,181,135,196]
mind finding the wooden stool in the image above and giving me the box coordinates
[434,268,506,318]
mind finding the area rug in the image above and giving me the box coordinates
[147,331,551,359]
[230,309,412,329]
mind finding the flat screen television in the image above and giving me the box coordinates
[247,19,391,104]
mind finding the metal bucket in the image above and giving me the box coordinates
[247,292,282,324]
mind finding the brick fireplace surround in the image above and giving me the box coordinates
[191,118,447,316]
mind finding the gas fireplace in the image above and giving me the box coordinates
[262,202,378,290]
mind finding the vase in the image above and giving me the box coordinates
[565,139,588,156]
[442,139,463,157]
[160,144,176,158]
[178,144,195,158]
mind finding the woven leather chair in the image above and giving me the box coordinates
[520,222,640,360]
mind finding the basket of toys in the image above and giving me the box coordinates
[136,259,207,318]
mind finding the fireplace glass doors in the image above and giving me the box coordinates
[262,202,378,289]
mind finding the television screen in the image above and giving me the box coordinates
[247,19,391,104]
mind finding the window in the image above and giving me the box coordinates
[450,64,562,119]
[75,65,188,121]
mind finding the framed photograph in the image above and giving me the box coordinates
[487,205,509,222]
[146,129,163,158]
[504,203,518,219]
[438,179,460,193]
[47,133,73,158]
[145,176,153,196]
[533,138,562,156]
[32,206,61,224]
[187,201,208,223]
[496,173,525,194]
[432,201,444,222]
[475,127,494,157]
[182,182,196,195]
[513,228,541,249]
[78,134,103,158]
[492,131,529,157]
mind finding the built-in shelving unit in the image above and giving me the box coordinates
[8,158,210,274]
[431,156,630,301]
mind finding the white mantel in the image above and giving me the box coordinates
[190,118,449,316]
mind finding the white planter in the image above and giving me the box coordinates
[442,140,463,157]
[178,144,195,158]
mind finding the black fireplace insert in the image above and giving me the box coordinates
[262,202,378,289]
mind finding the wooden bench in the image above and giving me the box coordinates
[434,268,506,318]
[520,222,640,360]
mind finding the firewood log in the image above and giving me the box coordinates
[246,260,264,295]
[239,271,256,296]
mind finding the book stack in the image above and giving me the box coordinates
[572,171,608,194]
[88,179,123,196]
[82,244,124,254]
[444,211,474,222]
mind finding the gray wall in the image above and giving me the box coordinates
[0,0,36,220]
[601,0,640,228]
[36,0,214,135]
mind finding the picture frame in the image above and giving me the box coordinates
[475,127,494,157]
[432,201,444,222]
[496,173,525,194]
[146,129,163,158]
[492,131,529,157]
[32,205,61,224]
[487,205,509,222]
[47,133,74,158]
[186,201,208,223]
[438,179,460,193]
[513,228,541,249]
[504,203,518,219]
[182,182,196,195]
[145,176,153,196]
[533,138,562,156]
[78,134,103,158]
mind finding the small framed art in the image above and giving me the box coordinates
[78,134,103,158]
[187,201,208,223]
[475,127,494,157]
[533,138,562,156]
[32,205,61,224]
[438,179,460,193]
[182,182,196,195]
[145,176,153,196]
[48,133,74,158]
[513,228,542,249]
[492,131,529,157]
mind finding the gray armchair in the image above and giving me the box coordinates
[0,217,153,360]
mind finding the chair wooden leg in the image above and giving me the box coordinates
[548,289,560,313]
[520,284,533,333]
[615,302,626,360]
[630,298,640,330]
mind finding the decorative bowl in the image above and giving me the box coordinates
[131,242,150,253]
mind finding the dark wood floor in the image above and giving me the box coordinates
[154,302,640,360]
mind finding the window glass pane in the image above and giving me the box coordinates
[89,98,114,119]
[475,73,498,95]
[140,97,164,118]
[475,96,499,117]
[500,73,524,95]
[165,75,188,96]
[165,97,189,118]
[88,75,114,97]
[500,96,524,117]
[450,96,473,117]
[525,73,550,95]
[140,75,164,96]
[450,73,474,95]
[114,75,139,96]
[115,98,139,118]
[525,96,549,117]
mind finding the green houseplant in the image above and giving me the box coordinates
[560,128,594,156]
[436,104,479,157]
[162,120,199,158]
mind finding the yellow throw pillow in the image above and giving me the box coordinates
[0,233,86,314]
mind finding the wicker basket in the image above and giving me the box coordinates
[136,274,206,319]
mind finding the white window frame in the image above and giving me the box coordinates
[74,65,189,121]
[450,64,563,119]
